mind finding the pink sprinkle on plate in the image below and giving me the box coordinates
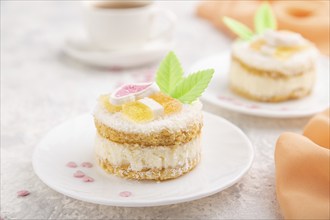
[82,176,94,182]
[66,161,77,168]
[73,170,85,178]
[119,191,132,197]
[17,190,30,197]
[81,162,93,168]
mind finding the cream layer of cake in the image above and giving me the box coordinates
[95,134,201,172]
[229,59,316,101]
[229,31,319,102]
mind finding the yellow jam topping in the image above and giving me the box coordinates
[100,92,183,122]
[250,39,308,59]
[274,46,307,59]
[250,39,266,51]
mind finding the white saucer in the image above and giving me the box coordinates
[33,112,254,207]
[63,37,173,68]
[190,51,330,118]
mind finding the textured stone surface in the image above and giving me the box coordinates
[1,1,311,219]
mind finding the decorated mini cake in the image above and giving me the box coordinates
[224,3,319,102]
[94,52,214,180]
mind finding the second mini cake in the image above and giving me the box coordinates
[223,3,319,102]
[229,30,319,102]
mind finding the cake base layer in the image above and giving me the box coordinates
[230,85,312,103]
[97,156,200,181]
[95,133,202,180]
[229,59,315,102]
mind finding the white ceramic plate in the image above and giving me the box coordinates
[33,112,254,207]
[190,51,329,118]
[63,37,173,68]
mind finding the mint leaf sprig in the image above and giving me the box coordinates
[223,17,254,41]
[171,69,214,104]
[223,2,277,41]
[156,52,183,94]
[156,52,214,104]
[254,2,277,34]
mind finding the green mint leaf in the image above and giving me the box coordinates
[254,2,277,34]
[171,69,214,104]
[156,51,184,95]
[223,16,254,40]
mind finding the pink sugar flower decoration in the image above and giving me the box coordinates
[82,176,94,182]
[66,161,77,168]
[81,162,93,168]
[73,170,85,178]
[119,191,132,197]
[17,190,30,197]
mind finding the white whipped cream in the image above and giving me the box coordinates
[94,100,203,134]
[232,30,318,75]
[264,30,305,47]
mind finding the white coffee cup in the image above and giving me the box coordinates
[83,1,176,50]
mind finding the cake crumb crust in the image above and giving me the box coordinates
[230,84,311,102]
[95,120,203,147]
[97,155,200,181]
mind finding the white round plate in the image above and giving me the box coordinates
[33,112,254,207]
[191,51,329,118]
[63,37,173,68]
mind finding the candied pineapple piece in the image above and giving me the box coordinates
[122,101,154,122]
[149,92,173,104]
[275,46,306,59]
[250,39,266,51]
[99,95,122,113]
[149,92,182,115]
[163,99,182,115]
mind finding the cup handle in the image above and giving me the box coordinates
[149,8,177,42]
